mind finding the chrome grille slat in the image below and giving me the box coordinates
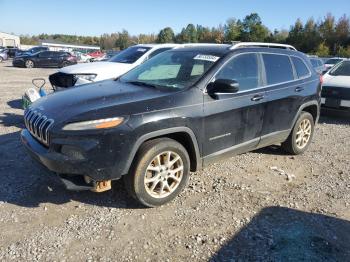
[23,108,54,146]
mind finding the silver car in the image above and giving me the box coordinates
[0,49,8,62]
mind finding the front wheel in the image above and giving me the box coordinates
[25,60,34,68]
[124,138,190,207]
[282,111,314,155]
[0,57,3,63]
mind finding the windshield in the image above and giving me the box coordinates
[109,46,151,64]
[120,50,222,89]
[325,58,342,65]
[329,61,350,76]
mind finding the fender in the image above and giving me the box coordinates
[290,100,320,129]
[121,127,202,175]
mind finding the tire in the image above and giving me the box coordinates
[60,61,69,68]
[0,57,3,63]
[124,138,190,207]
[25,60,34,68]
[282,111,314,155]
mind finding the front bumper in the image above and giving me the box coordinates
[12,60,25,67]
[21,129,116,180]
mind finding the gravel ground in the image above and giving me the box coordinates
[0,60,349,261]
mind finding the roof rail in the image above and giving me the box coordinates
[230,42,297,51]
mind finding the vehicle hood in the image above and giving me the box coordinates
[323,74,350,88]
[30,80,177,126]
[58,62,134,80]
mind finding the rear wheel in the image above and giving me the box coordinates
[0,57,3,62]
[25,60,34,68]
[124,138,190,207]
[60,61,69,68]
[282,111,314,155]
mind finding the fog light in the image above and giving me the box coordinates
[61,145,85,160]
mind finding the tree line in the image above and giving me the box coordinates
[20,13,350,57]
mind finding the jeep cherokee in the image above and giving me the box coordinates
[21,43,321,207]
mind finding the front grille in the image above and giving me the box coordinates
[24,108,54,146]
[49,72,77,89]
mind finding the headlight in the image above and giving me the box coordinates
[63,117,124,131]
[75,74,97,81]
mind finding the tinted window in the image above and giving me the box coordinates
[325,58,342,65]
[329,61,350,76]
[310,59,318,68]
[109,46,151,64]
[215,53,259,91]
[263,54,294,85]
[148,48,172,59]
[292,57,310,78]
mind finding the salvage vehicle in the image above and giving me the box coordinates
[13,51,77,68]
[21,43,321,207]
[322,60,350,110]
[48,44,178,89]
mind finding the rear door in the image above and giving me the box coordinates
[37,51,52,67]
[203,52,266,162]
[258,53,311,146]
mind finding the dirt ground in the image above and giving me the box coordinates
[0,60,349,261]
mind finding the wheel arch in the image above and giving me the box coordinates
[123,127,202,175]
[291,101,320,129]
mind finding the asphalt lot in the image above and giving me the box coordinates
[0,60,349,261]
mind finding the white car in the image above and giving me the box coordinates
[49,44,179,89]
[322,60,350,109]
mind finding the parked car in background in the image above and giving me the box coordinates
[13,51,77,68]
[6,47,20,58]
[324,57,346,72]
[49,44,179,89]
[72,51,94,63]
[15,46,49,57]
[0,49,8,62]
[322,60,350,110]
[308,56,325,74]
[22,43,321,207]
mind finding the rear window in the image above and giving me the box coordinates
[292,57,310,78]
[263,54,294,85]
[310,59,318,68]
[329,61,350,76]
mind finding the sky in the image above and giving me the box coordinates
[0,0,349,36]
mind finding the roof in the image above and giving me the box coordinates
[40,40,100,49]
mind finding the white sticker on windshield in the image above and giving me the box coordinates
[137,48,147,52]
[194,54,220,62]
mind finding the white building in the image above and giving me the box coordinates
[41,40,100,52]
[0,32,20,47]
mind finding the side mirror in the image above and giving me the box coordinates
[207,79,240,94]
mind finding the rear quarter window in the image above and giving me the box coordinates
[292,57,310,78]
[262,54,294,85]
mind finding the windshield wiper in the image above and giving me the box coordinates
[126,81,159,88]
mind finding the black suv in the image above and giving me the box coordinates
[13,51,77,68]
[21,43,321,207]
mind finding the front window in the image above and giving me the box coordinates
[329,61,350,76]
[109,46,151,64]
[120,50,222,89]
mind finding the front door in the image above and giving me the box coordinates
[203,53,266,164]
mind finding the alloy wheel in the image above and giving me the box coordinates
[144,151,184,198]
[295,119,312,149]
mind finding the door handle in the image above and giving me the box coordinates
[295,87,304,92]
[251,94,264,102]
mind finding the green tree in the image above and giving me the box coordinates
[115,30,131,50]
[302,18,321,53]
[315,42,330,57]
[319,13,336,53]
[337,46,350,58]
[157,27,175,43]
[286,19,304,50]
[335,15,350,47]
[177,24,198,43]
[224,18,242,42]
[241,13,269,42]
